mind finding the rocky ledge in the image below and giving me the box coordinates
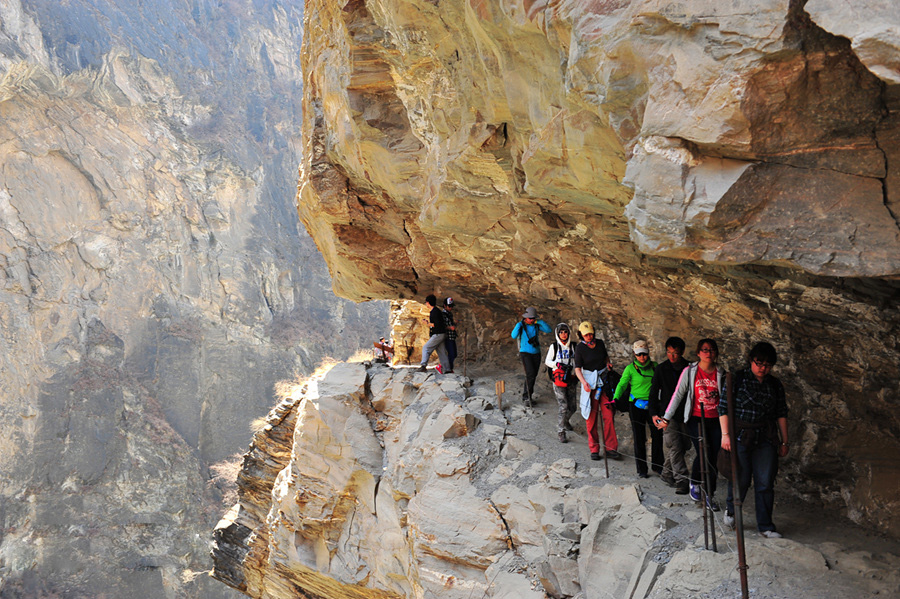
[212,363,900,599]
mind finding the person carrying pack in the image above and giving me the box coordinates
[544,323,577,443]
[614,340,662,479]
[511,307,552,406]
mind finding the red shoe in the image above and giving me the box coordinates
[436,364,443,374]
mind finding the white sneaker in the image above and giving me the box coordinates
[760,530,783,539]
[723,513,735,529]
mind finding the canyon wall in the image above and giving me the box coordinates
[0,0,387,597]
[297,0,900,541]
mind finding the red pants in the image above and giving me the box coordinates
[587,392,618,453]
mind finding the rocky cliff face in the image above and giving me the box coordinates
[0,1,387,597]
[297,0,900,540]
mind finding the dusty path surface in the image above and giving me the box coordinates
[457,365,900,598]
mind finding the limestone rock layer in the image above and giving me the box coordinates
[297,0,900,538]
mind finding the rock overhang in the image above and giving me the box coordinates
[297,0,900,536]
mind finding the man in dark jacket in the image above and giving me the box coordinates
[719,342,789,538]
[650,336,691,494]
[441,297,458,373]
[418,294,450,373]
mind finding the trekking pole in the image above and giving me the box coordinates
[698,412,710,550]
[701,409,718,552]
[726,373,750,598]
[594,389,610,478]
[465,329,469,378]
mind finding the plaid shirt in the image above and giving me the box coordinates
[718,368,787,423]
[442,308,457,341]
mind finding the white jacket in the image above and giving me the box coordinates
[663,362,728,423]
[544,332,574,370]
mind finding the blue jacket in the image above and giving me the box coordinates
[511,319,552,354]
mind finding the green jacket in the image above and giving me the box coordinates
[614,359,658,402]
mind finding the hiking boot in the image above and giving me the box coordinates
[606,450,623,460]
[760,530,783,539]
[724,513,735,529]
[661,473,677,487]
[590,452,601,461]
[446,370,454,374]
[689,484,701,502]
[418,365,427,372]
[558,432,568,444]
[675,482,690,495]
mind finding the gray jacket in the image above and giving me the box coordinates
[663,362,728,423]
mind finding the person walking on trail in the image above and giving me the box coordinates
[574,321,620,461]
[545,323,577,443]
[511,307,552,406]
[614,340,662,479]
[650,336,692,494]
[441,297,458,373]
[719,342,789,539]
[659,338,727,510]
[418,294,450,373]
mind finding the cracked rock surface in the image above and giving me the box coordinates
[212,363,900,599]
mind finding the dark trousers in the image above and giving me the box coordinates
[686,415,722,497]
[520,352,541,402]
[726,437,779,532]
[629,405,664,475]
[663,417,691,485]
[446,339,457,370]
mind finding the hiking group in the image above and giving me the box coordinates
[418,294,457,374]
[521,306,790,540]
[415,299,790,539]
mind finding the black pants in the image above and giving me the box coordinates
[520,352,541,402]
[446,339,457,370]
[629,404,664,475]
[687,415,722,497]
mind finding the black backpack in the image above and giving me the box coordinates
[602,368,627,412]
[546,340,560,381]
